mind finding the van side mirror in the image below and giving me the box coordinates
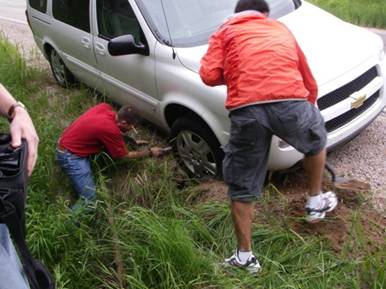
[108,35,149,56]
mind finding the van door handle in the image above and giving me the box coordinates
[81,37,91,49]
[95,43,106,56]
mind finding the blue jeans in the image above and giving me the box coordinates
[56,149,96,203]
[0,224,30,289]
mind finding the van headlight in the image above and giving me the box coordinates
[380,47,385,61]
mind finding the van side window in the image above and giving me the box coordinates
[52,0,90,33]
[29,0,47,13]
[97,0,143,43]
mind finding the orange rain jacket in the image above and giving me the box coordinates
[199,11,318,110]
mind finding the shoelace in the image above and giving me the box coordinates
[306,205,331,214]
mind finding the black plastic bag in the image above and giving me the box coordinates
[0,133,55,289]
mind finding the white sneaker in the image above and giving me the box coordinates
[305,191,338,222]
[223,250,261,273]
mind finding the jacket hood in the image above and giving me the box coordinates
[223,10,267,26]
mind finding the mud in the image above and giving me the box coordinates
[195,170,386,253]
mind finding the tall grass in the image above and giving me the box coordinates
[0,35,385,289]
[0,34,32,87]
[308,0,386,28]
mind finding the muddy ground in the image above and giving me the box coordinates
[195,172,386,253]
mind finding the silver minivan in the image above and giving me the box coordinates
[27,0,386,177]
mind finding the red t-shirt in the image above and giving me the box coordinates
[59,103,128,158]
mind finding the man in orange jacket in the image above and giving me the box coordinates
[200,0,337,273]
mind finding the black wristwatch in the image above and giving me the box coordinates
[7,101,26,122]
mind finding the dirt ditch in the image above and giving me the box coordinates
[195,170,386,253]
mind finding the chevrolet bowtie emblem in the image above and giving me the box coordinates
[351,94,366,109]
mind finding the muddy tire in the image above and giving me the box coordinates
[170,117,224,178]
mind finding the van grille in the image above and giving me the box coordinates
[324,90,380,132]
[317,66,380,132]
[317,66,378,110]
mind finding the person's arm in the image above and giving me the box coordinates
[199,32,225,86]
[126,150,150,158]
[126,147,163,159]
[295,42,318,105]
[102,130,164,160]
[0,83,39,176]
[0,84,22,116]
[135,139,149,146]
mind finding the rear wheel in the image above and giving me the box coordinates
[48,48,77,88]
[170,117,224,178]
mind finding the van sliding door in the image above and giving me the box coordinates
[51,0,100,87]
[91,0,158,121]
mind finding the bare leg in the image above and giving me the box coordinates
[303,149,326,196]
[231,201,255,251]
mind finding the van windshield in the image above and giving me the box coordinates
[135,0,300,47]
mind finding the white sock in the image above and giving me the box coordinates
[237,250,252,263]
[307,193,323,209]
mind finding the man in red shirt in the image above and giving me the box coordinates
[56,103,162,210]
[200,0,337,272]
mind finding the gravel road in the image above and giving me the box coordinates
[0,19,47,68]
[0,19,385,215]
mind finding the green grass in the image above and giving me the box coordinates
[1,36,385,289]
[308,0,386,28]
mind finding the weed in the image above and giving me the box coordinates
[309,0,386,28]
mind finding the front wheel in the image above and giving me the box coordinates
[170,117,224,178]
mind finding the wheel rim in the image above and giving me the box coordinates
[50,50,66,85]
[175,130,217,177]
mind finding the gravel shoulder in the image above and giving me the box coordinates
[0,19,36,51]
[328,112,386,214]
[1,18,385,215]
[0,19,48,69]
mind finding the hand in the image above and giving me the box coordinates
[10,107,39,176]
[150,146,163,157]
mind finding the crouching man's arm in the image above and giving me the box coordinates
[126,147,163,158]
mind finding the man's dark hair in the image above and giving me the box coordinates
[234,0,270,14]
[117,105,140,124]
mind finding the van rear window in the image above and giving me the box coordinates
[29,0,47,13]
